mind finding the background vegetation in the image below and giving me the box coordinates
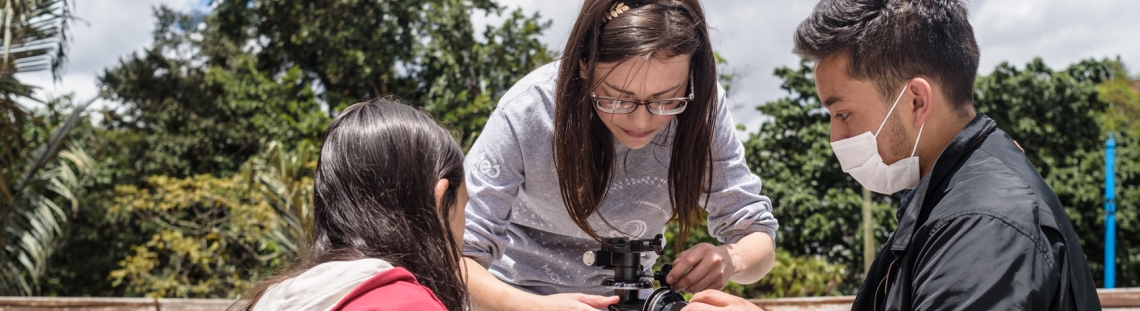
[1,0,1136,298]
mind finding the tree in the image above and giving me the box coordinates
[974,58,1112,180]
[99,1,553,178]
[0,0,86,296]
[43,1,555,297]
[0,0,72,77]
[98,7,328,179]
[0,96,96,295]
[107,142,313,298]
[211,0,554,147]
[1099,61,1140,138]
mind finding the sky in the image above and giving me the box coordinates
[15,0,204,113]
[17,0,1140,136]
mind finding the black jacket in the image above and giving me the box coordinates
[851,114,1102,311]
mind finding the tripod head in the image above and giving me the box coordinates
[582,234,687,311]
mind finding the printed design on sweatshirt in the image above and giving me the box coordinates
[542,264,568,285]
[608,176,667,192]
[630,200,672,220]
[476,154,501,178]
[618,220,648,238]
[606,200,670,238]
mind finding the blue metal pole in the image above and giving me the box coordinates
[1105,134,1117,289]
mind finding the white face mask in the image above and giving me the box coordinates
[830,85,925,194]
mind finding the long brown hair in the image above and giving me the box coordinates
[555,0,717,246]
[232,98,468,311]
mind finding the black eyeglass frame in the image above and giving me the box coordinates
[590,75,695,115]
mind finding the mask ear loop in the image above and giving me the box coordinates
[911,122,924,157]
[874,85,911,137]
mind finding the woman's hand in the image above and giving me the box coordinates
[534,293,619,311]
[681,290,765,311]
[666,243,735,293]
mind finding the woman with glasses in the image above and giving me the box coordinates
[462,1,778,310]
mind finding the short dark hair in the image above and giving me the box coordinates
[794,0,980,110]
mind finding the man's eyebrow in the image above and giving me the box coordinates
[822,95,844,107]
[601,80,685,97]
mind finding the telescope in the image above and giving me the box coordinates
[582,234,688,311]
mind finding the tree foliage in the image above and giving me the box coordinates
[19,0,1136,298]
[99,7,328,178]
[211,0,553,148]
[0,0,79,295]
[42,0,553,297]
[0,96,96,295]
[108,142,314,298]
[1099,62,1140,138]
[0,0,73,77]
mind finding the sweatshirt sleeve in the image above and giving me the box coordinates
[703,87,779,244]
[461,108,526,268]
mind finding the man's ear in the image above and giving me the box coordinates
[434,178,449,215]
[907,78,935,128]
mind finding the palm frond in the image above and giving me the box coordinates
[0,0,79,296]
[0,0,73,78]
[0,143,93,295]
[0,95,95,295]
[242,141,316,254]
[13,94,94,194]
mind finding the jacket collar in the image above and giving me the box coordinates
[890,113,997,252]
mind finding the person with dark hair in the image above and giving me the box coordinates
[684,0,1102,310]
[461,0,779,310]
[230,98,470,311]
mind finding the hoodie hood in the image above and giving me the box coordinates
[252,258,394,311]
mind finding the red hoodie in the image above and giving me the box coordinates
[331,267,448,311]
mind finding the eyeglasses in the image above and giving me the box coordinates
[591,77,693,115]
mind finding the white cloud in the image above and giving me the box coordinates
[702,0,818,137]
[970,0,1140,72]
[15,0,201,111]
[486,0,1140,136]
[473,1,581,50]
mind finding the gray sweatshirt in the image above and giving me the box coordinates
[462,62,778,296]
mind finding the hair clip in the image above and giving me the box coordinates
[605,2,631,22]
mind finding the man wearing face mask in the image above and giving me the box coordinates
[684,1,1103,311]
[791,0,1101,310]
